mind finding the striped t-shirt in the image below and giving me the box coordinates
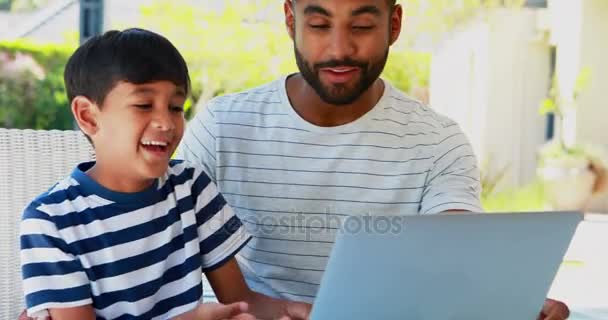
[20,160,250,319]
[178,76,482,303]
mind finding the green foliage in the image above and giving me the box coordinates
[538,140,607,168]
[0,40,74,129]
[482,181,546,212]
[538,67,594,158]
[402,0,525,36]
[136,0,294,115]
[138,0,431,116]
[539,67,593,117]
[1,1,437,129]
[0,0,11,10]
[1,0,48,12]
[383,51,431,94]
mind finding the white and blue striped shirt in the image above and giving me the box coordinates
[178,76,482,302]
[20,160,250,319]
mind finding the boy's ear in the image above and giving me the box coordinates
[71,96,99,138]
[284,0,295,40]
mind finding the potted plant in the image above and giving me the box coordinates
[537,68,607,210]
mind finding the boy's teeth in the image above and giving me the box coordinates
[142,141,168,146]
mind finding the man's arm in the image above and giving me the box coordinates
[420,121,482,214]
[424,123,569,320]
[207,258,311,320]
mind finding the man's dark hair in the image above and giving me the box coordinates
[64,28,190,106]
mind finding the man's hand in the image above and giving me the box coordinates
[537,298,570,320]
[278,301,312,320]
[174,302,255,320]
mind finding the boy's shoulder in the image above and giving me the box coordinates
[167,159,214,185]
[22,175,86,221]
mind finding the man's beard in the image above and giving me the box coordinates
[294,45,389,106]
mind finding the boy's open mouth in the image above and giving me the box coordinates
[141,140,169,154]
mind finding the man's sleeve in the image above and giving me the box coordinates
[189,166,251,272]
[177,101,219,182]
[20,204,92,317]
[419,122,484,214]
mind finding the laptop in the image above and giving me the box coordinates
[310,212,583,320]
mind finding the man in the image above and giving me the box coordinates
[179,0,570,319]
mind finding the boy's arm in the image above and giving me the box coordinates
[188,164,310,319]
[173,302,255,320]
[20,204,93,319]
[207,258,311,320]
[46,305,96,320]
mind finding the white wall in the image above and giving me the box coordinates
[577,0,608,148]
[550,0,608,148]
[430,9,551,189]
[579,0,608,212]
[549,0,608,212]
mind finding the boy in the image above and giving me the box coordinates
[19,28,310,320]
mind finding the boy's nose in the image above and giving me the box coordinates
[152,113,175,131]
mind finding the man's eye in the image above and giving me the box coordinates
[353,25,374,30]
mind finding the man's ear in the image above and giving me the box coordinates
[71,96,100,138]
[389,4,403,45]
[284,0,295,40]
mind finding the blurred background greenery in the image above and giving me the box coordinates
[0,0,580,211]
[0,0,524,128]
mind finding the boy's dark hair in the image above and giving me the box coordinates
[64,28,190,106]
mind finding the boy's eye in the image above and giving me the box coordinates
[309,24,330,29]
[134,104,152,110]
[170,105,184,113]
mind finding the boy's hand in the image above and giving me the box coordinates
[18,310,50,320]
[174,302,255,320]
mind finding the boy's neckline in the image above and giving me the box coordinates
[72,161,162,204]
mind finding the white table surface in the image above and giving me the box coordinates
[548,214,608,319]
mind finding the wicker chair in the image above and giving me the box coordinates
[0,128,94,319]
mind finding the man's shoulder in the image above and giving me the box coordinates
[206,79,282,111]
[383,83,462,135]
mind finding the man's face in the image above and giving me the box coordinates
[287,0,401,105]
[92,81,186,180]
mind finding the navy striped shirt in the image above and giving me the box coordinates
[178,76,482,302]
[20,160,250,319]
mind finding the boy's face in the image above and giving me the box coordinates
[91,80,186,180]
